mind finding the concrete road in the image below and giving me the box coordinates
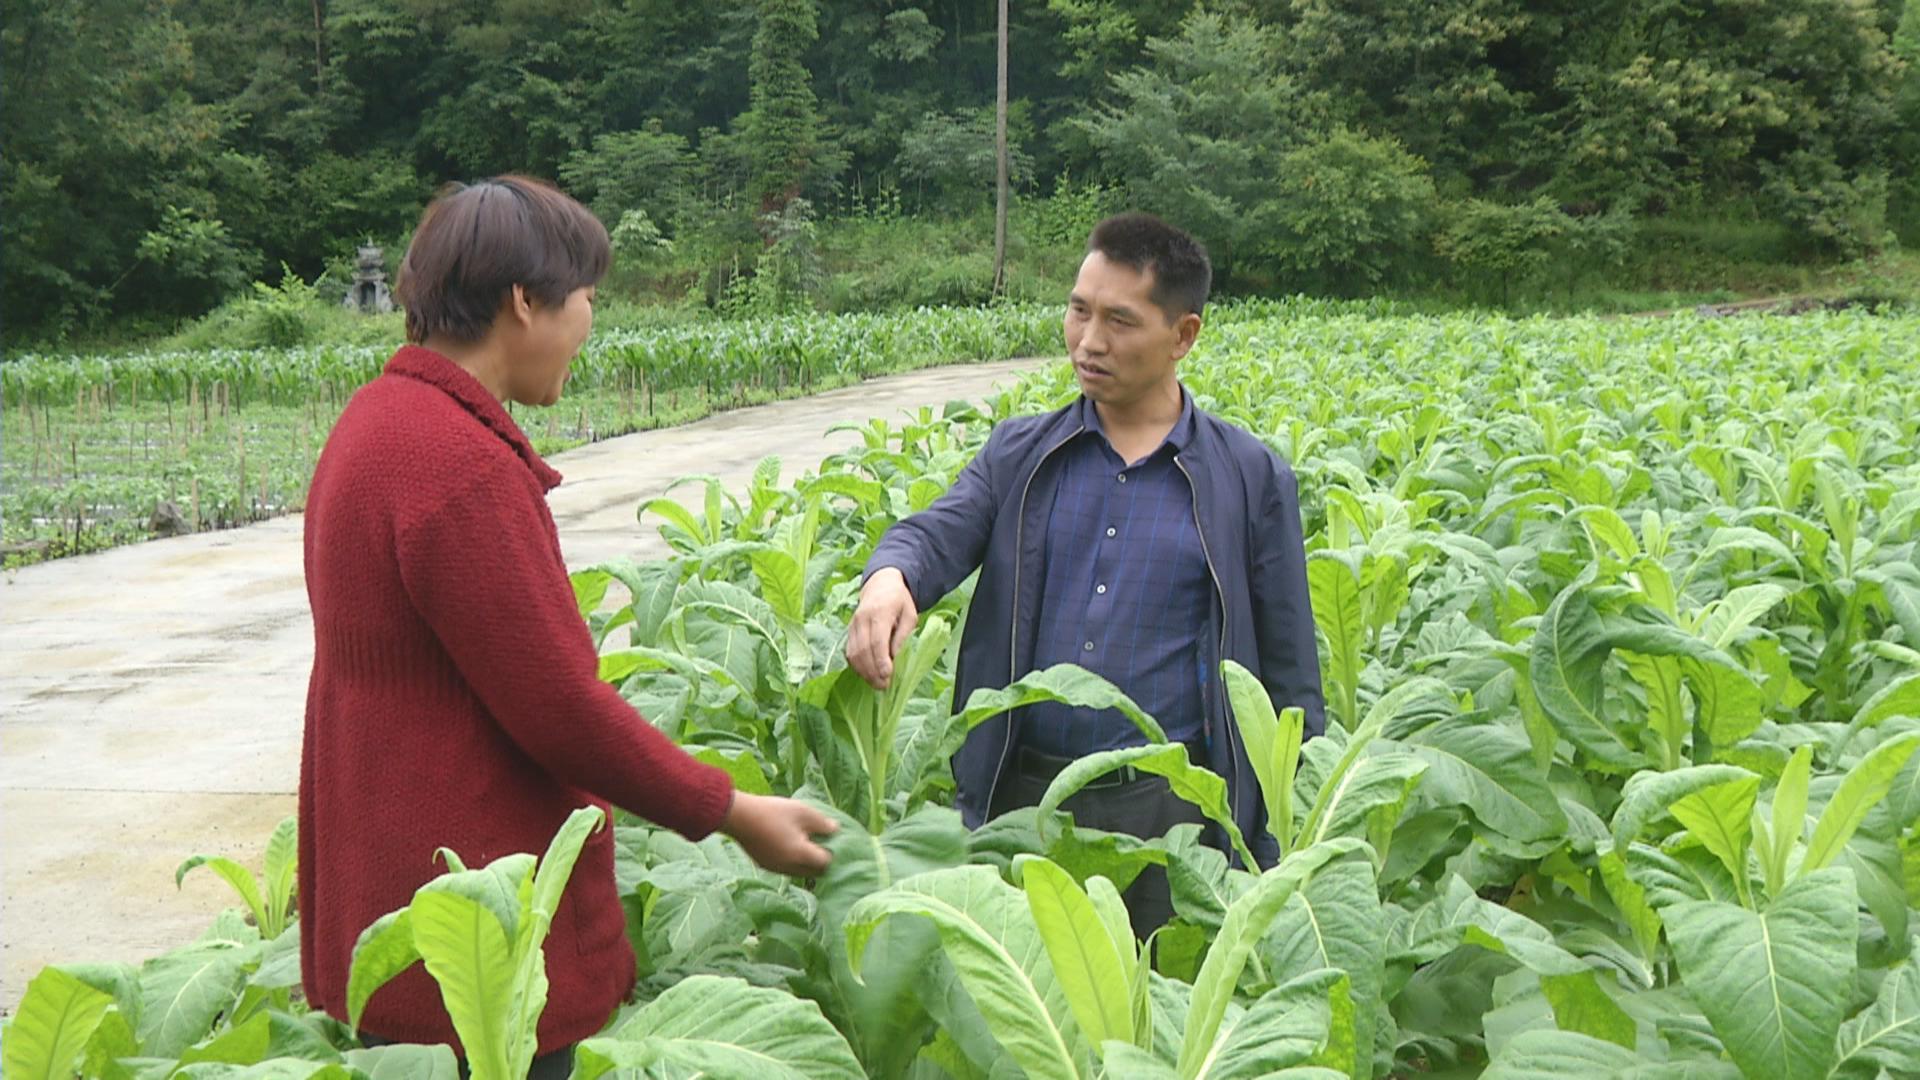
[0,357,1042,1012]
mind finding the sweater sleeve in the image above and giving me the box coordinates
[395,462,733,839]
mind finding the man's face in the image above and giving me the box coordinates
[1063,251,1199,409]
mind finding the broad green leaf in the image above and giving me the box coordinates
[1843,675,1920,746]
[177,1011,270,1066]
[1831,948,1920,1079]
[1667,776,1761,896]
[1804,733,1920,876]
[1223,660,1301,856]
[1625,844,1742,908]
[1258,848,1383,1076]
[748,547,806,628]
[1297,754,1427,851]
[261,817,297,938]
[846,865,1081,1080]
[1697,584,1791,649]
[341,1044,461,1080]
[528,806,605,927]
[1623,652,1687,769]
[954,665,1166,744]
[346,910,419,1036]
[1529,585,1651,771]
[1178,840,1367,1080]
[572,975,864,1079]
[1480,1029,1639,1079]
[1539,970,1636,1050]
[1019,857,1134,1048]
[1661,868,1859,1080]
[2,967,114,1080]
[1036,743,1256,870]
[1611,765,1756,851]
[1199,968,1344,1080]
[1308,552,1367,732]
[1767,746,1813,894]
[136,942,251,1057]
[1396,719,1564,849]
[409,890,519,1080]
[175,856,268,935]
[690,747,772,795]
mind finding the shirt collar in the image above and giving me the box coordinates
[1081,384,1195,454]
[385,345,564,492]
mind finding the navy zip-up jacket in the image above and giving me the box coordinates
[866,392,1326,866]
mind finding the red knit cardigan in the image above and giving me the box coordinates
[298,346,732,1051]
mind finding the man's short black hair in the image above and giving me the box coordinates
[1086,212,1212,320]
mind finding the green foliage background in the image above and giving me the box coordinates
[4,0,1916,340]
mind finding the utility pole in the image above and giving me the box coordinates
[991,0,1009,298]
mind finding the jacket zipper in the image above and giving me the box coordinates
[984,423,1085,818]
[1174,454,1240,853]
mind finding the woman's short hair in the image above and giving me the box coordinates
[395,175,611,344]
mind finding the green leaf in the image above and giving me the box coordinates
[175,856,268,935]
[341,1044,462,1080]
[954,665,1166,744]
[1223,660,1302,856]
[136,942,251,1057]
[1529,585,1652,771]
[1396,718,1565,849]
[1257,848,1383,1075]
[1481,1029,1639,1079]
[1805,734,1920,876]
[1539,970,1636,1049]
[1697,584,1791,649]
[846,866,1081,1080]
[572,974,864,1079]
[1611,765,1756,851]
[1843,674,1920,745]
[177,1011,271,1067]
[1660,868,1858,1080]
[1035,743,1256,870]
[409,890,519,1080]
[1019,857,1134,1048]
[1767,746,1813,894]
[1297,754,1427,851]
[2,967,115,1080]
[1831,948,1920,1079]
[1199,968,1343,1080]
[346,910,419,1036]
[749,547,807,628]
[261,817,298,938]
[1309,552,1367,733]
[1178,840,1367,1080]
[1667,775,1761,898]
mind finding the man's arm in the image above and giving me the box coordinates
[1250,457,1327,740]
[864,430,1002,607]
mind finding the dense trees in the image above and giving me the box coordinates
[4,0,1914,338]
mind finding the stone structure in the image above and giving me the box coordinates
[342,245,394,314]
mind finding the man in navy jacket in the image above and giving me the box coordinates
[847,213,1324,930]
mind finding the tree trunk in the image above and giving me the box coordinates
[312,0,328,86]
[991,0,1010,297]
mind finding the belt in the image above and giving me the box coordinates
[1013,742,1204,790]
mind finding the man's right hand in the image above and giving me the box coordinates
[847,566,919,690]
[721,792,837,877]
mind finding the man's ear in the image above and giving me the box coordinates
[1170,312,1203,361]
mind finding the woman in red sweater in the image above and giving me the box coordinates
[298,176,835,1075]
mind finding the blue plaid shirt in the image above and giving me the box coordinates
[1018,391,1212,757]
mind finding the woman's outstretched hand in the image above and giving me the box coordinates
[721,791,838,876]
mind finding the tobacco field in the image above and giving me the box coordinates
[7,308,1920,1079]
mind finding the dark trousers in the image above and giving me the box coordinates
[989,745,1209,939]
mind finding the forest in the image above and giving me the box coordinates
[4,0,1917,341]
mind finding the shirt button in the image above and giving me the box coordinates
[1118,474,1128,484]
[1083,641,1095,652]
[1105,527,1116,537]
[1096,584,1108,594]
